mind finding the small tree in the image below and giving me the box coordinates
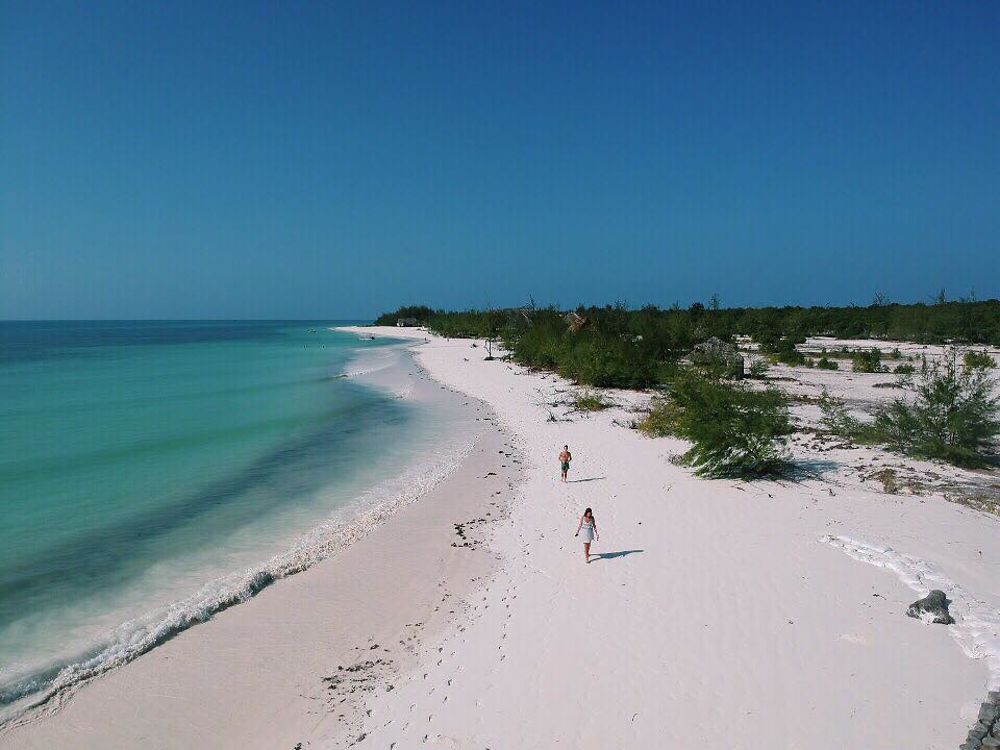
[647,369,792,478]
[483,309,506,360]
[852,348,885,373]
[824,351,1000,466]
[879,351,999,466]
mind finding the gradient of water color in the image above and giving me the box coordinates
[0,321,460,715]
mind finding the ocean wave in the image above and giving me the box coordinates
[0,434,478,727]
[337,348,398,379]
[822,535,1000,690]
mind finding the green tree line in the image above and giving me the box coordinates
[373,299,1000,389]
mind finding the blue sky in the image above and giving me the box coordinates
[2,1,997,319]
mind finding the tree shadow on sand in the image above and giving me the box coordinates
[785,459,840,481]
[590,549,644,561]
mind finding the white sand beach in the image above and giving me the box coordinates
[331,328,999,750]
[3,328,998,749]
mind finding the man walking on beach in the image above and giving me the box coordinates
[559,445,572,482]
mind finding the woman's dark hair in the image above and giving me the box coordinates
[583,507,593,518]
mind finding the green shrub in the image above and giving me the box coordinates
[893,364,915,375]
[852,348,885,373]
[761,337,805,366]
[823,354,1000,466]
[964,350,996,370]
[574,391,610,412]
[818,389,866,439]
[637,397,685,437]
[643,369,792,478]
[816,357,839,370]
[880,353,999,466]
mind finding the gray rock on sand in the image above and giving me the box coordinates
[979,702,1000,726]
[689,337,745,379]
[963,692,1000,749]
[905,589,955,625]
[969,723,989,741]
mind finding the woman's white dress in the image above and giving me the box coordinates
[579,520,594,543]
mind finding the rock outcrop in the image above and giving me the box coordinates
[689,337,745,379]
[906,589,955,625]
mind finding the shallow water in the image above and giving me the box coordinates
[0,321,469,717]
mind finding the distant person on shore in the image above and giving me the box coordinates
[575,507,599,563]
[559,445,572,482]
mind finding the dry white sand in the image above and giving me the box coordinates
[339,327,998,750]
[3,328,998,750]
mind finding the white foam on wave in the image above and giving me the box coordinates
[337,348,397,379]
[1,432,480,726]
[393,383,415,400]
[822,535,1000,690]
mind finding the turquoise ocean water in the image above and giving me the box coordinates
[0,321,455,719]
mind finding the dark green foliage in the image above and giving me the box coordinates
[370,299,1000,387]
[821,353,1000,467]
[747,357,770,379]
[637,397,685,437]
[852,348,885,373]
[816,357,839,370]
[893,363,915,375]
[964,350,996,370]
[641,370,792,478]
[766,338,805,366]
[373,305,435,326]
[573,391,610,412]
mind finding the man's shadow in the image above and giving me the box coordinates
[590,549,644,561]
[568,476,606,483]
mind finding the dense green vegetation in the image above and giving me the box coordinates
[373,298,1000,389]
[372,305,436,326]
[373,299,999,475]
[820,352,1000,467]
[639,369,793,478]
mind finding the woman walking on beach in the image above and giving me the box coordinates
[575,507,599,563]
[559,445,572,482]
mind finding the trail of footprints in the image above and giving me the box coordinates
[301,378,529,748]
[320,568,523,748]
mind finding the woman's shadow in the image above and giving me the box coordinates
[590,549,644,562]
